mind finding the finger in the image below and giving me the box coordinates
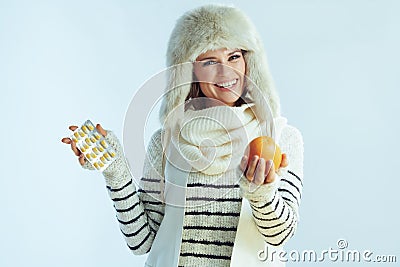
[280,153,289,168]
[78,153,85,166]
[71,138,81,156]
[239,155,248,171]
[69,125,78,131]
[264,160,276,184]
[245,155,259,182]
[253,158,266,185]
[61,137,71,144]
[96,124,107,137]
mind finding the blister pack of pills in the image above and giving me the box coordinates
[71,120,116,172]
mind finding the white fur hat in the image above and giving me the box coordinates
[159,4,281,127]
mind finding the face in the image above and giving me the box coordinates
[193,48,246,107]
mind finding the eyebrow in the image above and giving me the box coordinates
[197,49,242,61]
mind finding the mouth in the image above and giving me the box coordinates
[214,79,238,91]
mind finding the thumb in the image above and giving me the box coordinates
[280,153,289,168]
[96,124,107,137]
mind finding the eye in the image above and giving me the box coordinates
[202,60,217,67]
[229,54,242,61]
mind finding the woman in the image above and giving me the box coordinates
[61,4,304,267]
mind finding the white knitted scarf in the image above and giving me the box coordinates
[171,103,264,175]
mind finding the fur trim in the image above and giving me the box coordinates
[159,4,281,127]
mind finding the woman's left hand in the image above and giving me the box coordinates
[239,153,289,185]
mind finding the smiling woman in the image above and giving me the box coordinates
[62,3,304,267]
[191,48,247,107]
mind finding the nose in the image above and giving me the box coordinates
[216,62,233,76]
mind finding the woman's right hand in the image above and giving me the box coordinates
[61,123,107,166]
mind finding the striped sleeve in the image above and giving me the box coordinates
[101,129,166,255]
[137,129,165,236]
[239,125,304,247]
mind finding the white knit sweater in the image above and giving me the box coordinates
[83,109,304,267]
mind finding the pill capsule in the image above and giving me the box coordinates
[74,132,80,139]
[100,140,108,148]
[72,138,78,143]
[93,162,100,170]
[100,156,106,163]
[104,152,110,160]
[98,146,104,152]
[85,138,91,145]
[92,147,99,155]
[86,153,91,160]
[82,125,89,133]
[94,133,101,140]
[98,162,104,168]
[90,136,96,143]
[83,143,89,150]
[87,124,94,131]
[91,153,97,159]
[80,146,86,153]
[79,131,85,137]
[110,151,116,158]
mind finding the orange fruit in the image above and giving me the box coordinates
[245,136,282,170]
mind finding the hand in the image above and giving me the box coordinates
[61,124,107,166]
[239,153,289,185]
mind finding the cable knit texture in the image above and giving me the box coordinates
[81,116,304,266]
[176,103,260,175]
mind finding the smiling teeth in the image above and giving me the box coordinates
[216,79,237,88]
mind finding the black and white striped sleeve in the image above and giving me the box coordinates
[101,129,166,255]
[239,125,304,247]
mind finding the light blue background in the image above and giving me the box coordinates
[1,0,399,266]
